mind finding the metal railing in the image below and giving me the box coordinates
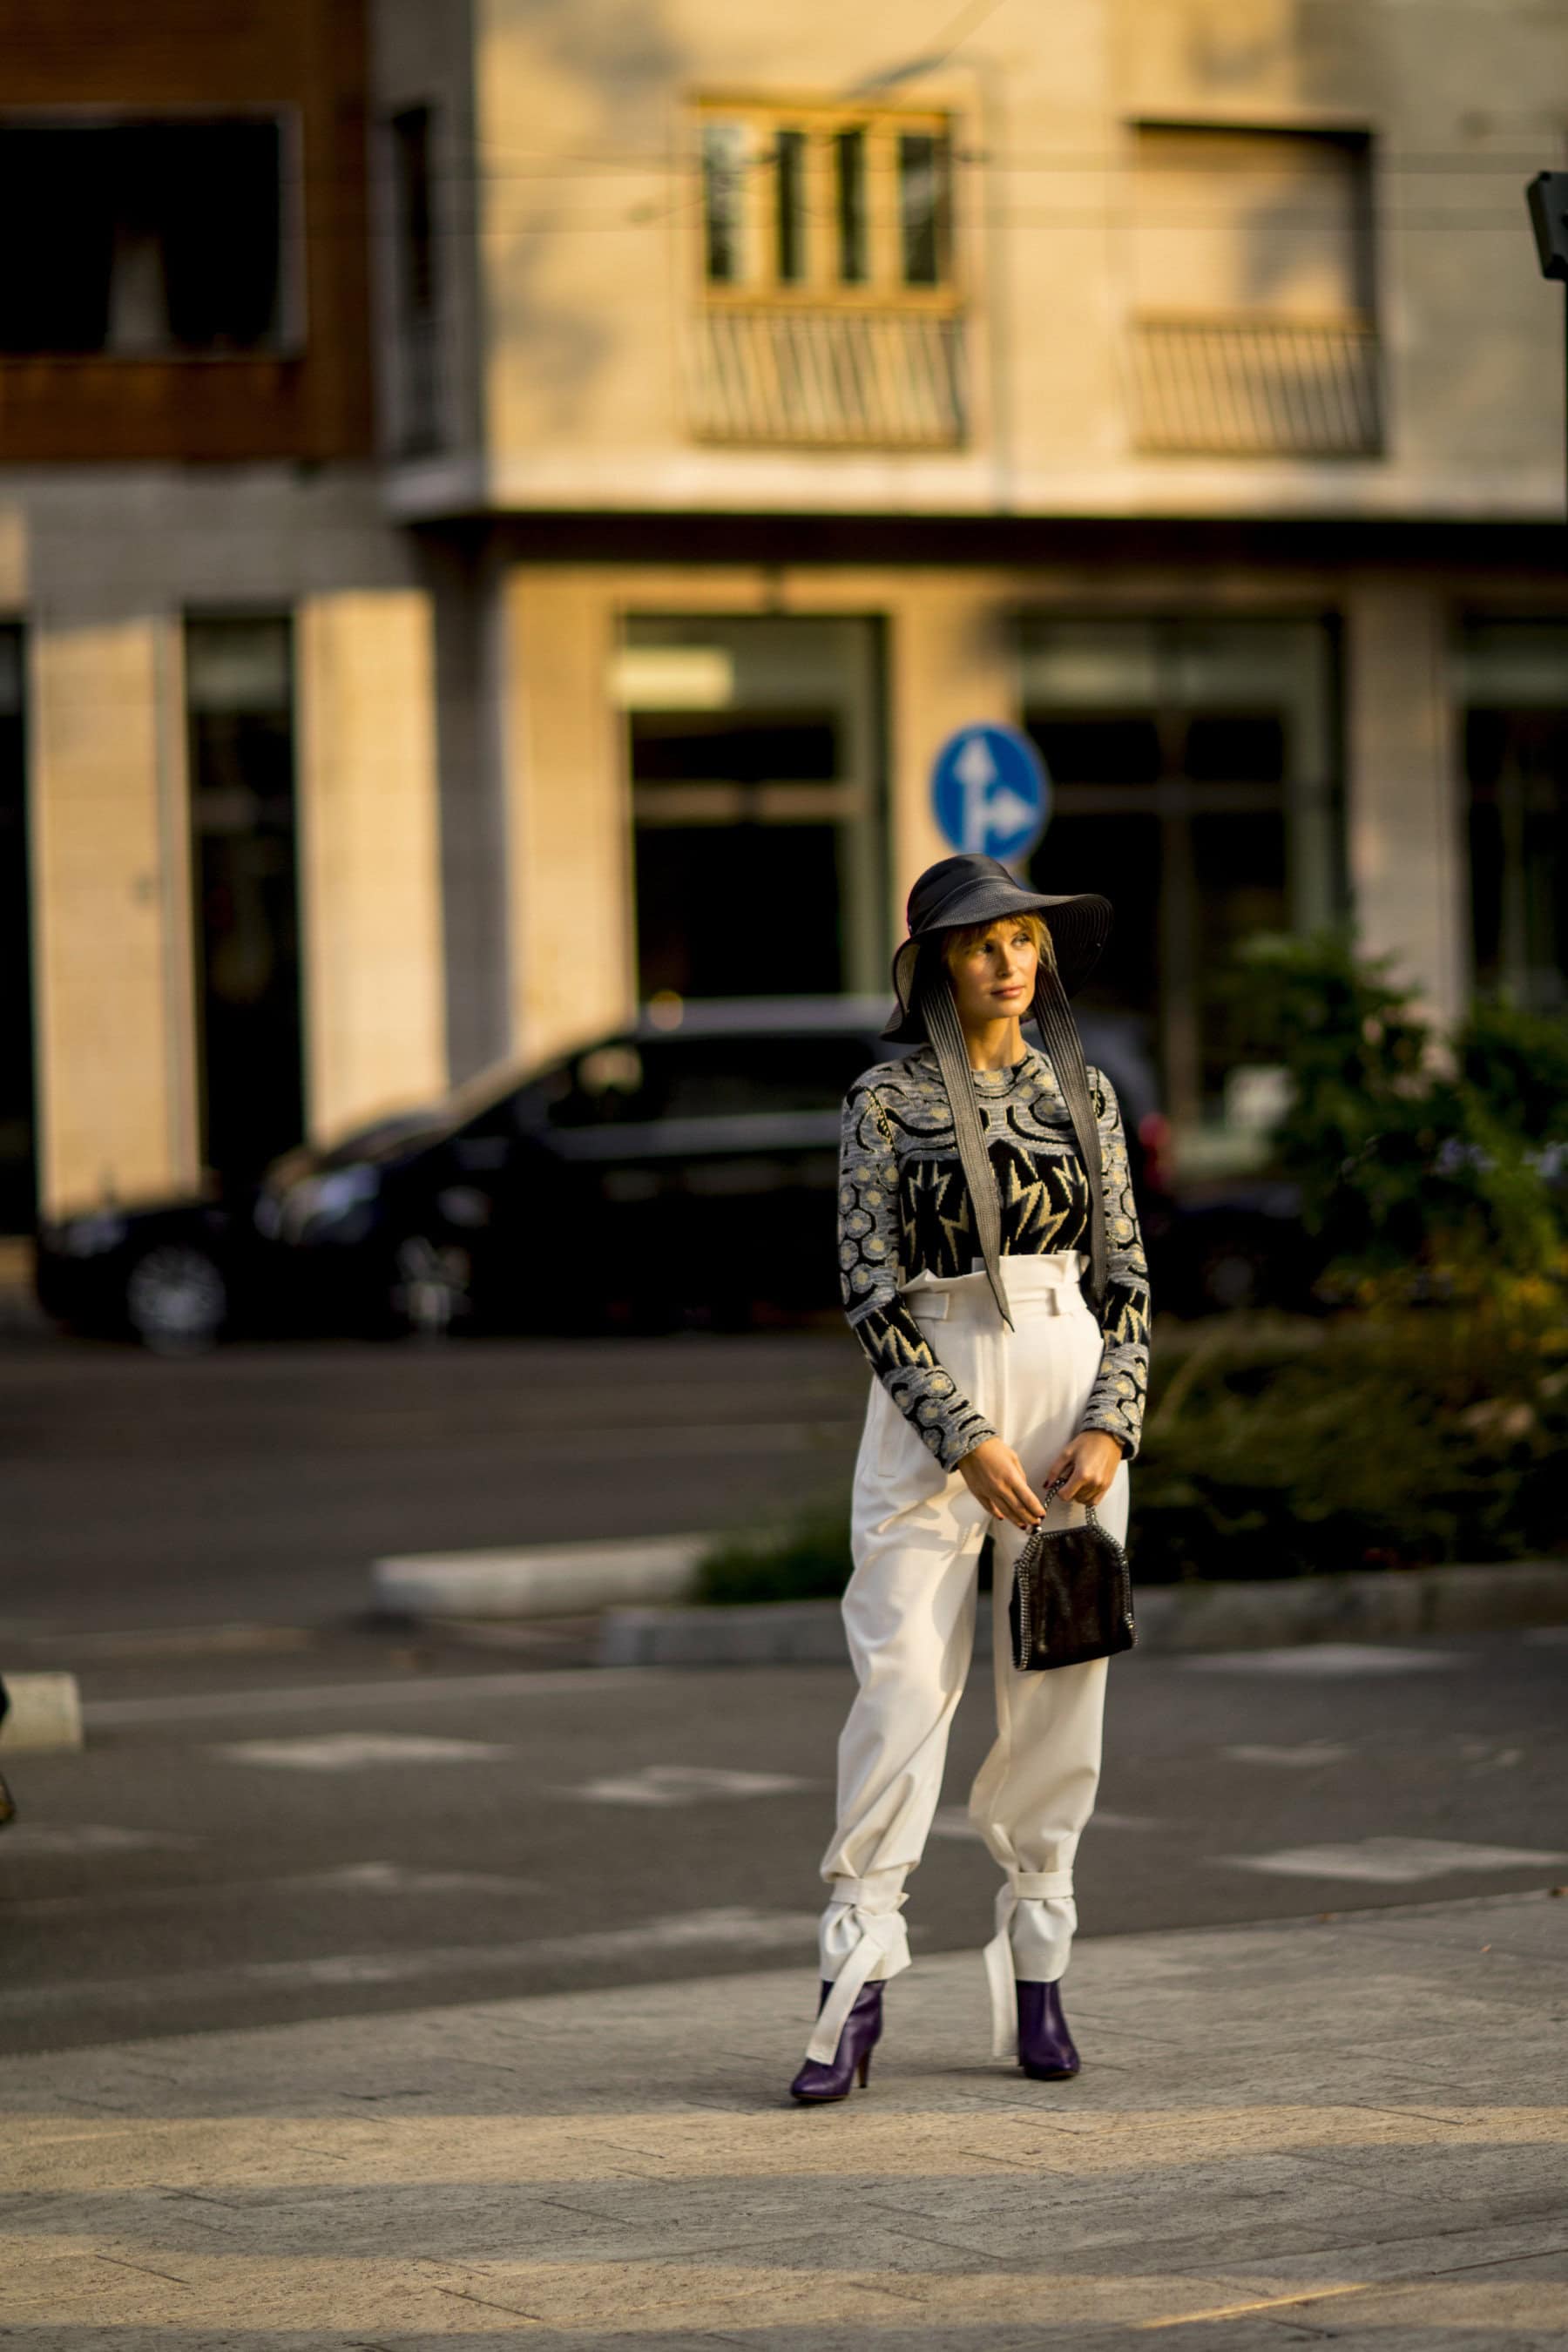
[689,307,966,448]
[1129,315,1382,457]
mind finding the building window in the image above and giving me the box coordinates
[698,102,952,302]
[1020,618,1342,1152]
[185,618,304,1181]
[0,117,294,356]
[611,616,885,1000]
[1461,620,1568,1014]
[388,105,443,453]
[690,100,963,447]
[1126,125,1379,457]
[0,627,33,1233]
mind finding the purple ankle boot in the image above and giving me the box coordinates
[1017,1980,1079,2080]
[789,1980,882,2103]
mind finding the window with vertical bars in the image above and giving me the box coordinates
[696,102,955,306]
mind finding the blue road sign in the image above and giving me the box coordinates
[930,725,1051,864]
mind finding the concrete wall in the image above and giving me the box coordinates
[419,0,1566,522]
[27,615,195,1216]
[296,590,448,1143]
[3,469,443,1214]
[1344,579,1470,1029]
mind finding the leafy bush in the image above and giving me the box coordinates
[1234,930,1568,1301]
[693,1508,851,1605]
[1133,1311,1568,1578]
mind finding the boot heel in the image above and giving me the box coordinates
[788,1981,884,2104]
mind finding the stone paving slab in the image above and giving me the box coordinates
[0,1891,1564,2348]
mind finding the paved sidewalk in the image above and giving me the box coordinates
[1,1892,1565,2349]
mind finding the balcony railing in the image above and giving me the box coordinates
[689,307,966,449]
[1129,315,1382,457]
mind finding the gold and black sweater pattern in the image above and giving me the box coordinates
[838,1044,1150,1471]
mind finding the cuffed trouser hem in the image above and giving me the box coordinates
[807,1871,911,2065]
[982,1869,1077,2058]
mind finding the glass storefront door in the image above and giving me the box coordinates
[616,615,884,1001]
[1020,618,1342,1140]
[0,627,33,1232]
[1461,620,1568,1013]
[185,617,304,1180]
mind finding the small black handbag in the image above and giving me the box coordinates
[1008,1506,1136,1672]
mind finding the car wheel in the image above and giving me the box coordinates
[124,1243,228,1355]
[389,1234,472,1339]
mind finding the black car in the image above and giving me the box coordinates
[36,997,1167,1351]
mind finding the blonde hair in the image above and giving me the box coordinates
[939,909,1054,974]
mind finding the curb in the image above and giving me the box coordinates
[0,1673,84,1753]
[371,1535,709,1620]
[595,1558,1568,1668]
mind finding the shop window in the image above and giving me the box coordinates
[1461,620,1568,1014]
[1020,618,1342,1152]
[0,118,291,355]
[0,627,33,1232]
[613,616,885,1002]
[186,618,303,1180]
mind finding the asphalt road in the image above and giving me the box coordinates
[0,1324,869,1634]
[3,1326,1565,2062]
[2,1627,1565,2058]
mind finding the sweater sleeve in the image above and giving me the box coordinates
[838,1078,997,1472]
[1079,1070,1152,1459]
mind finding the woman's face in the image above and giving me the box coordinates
[945,920,1040,1026]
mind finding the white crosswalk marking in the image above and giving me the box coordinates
[1222,1743,1355,1767]
[0,1824,199,1855]
[215,1734,510,1770]
[564,1765,814,1806]
[1184,1645,1456,1676]
[1220,1836,1568,1884]
[930,1803,1159,1840]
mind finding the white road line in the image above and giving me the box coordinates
[2,1860,543,1921]
[0,1824,199,1856]
[214,1734,511,1770]
[1222,1743,1356,1767]
[929,1803,1159,1840]
[1183,1644,1457,1677]
[0,1907,820,2016]
[85,1666,672,1730]
[563,1765,816,1806]
[1219,1836,1568,1884]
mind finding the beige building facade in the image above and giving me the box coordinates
[3,0,1566,1227]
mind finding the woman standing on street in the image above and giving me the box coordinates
[790,852,1150,2102]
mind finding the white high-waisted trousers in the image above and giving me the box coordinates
[806,1251,1129,2066]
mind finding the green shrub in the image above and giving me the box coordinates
[1233,930,1568,1300]
[1134,1309,1568,1579]
[693,1508,852,1605]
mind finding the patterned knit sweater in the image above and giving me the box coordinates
[838,1044,1151,1470]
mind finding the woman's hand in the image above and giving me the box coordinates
[1038,1429,1124,1511]
[957,1437,1049,1531]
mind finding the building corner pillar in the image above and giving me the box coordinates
[1344,580,1469,1031]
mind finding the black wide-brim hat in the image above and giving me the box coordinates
[882,854,1113,1044]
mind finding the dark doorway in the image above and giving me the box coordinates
[618,616,883,1001]
[186,618,304,1180]
[0,628,35,1231]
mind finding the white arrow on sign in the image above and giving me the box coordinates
[953,731,997,852]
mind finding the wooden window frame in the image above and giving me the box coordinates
[694,98,959,314]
